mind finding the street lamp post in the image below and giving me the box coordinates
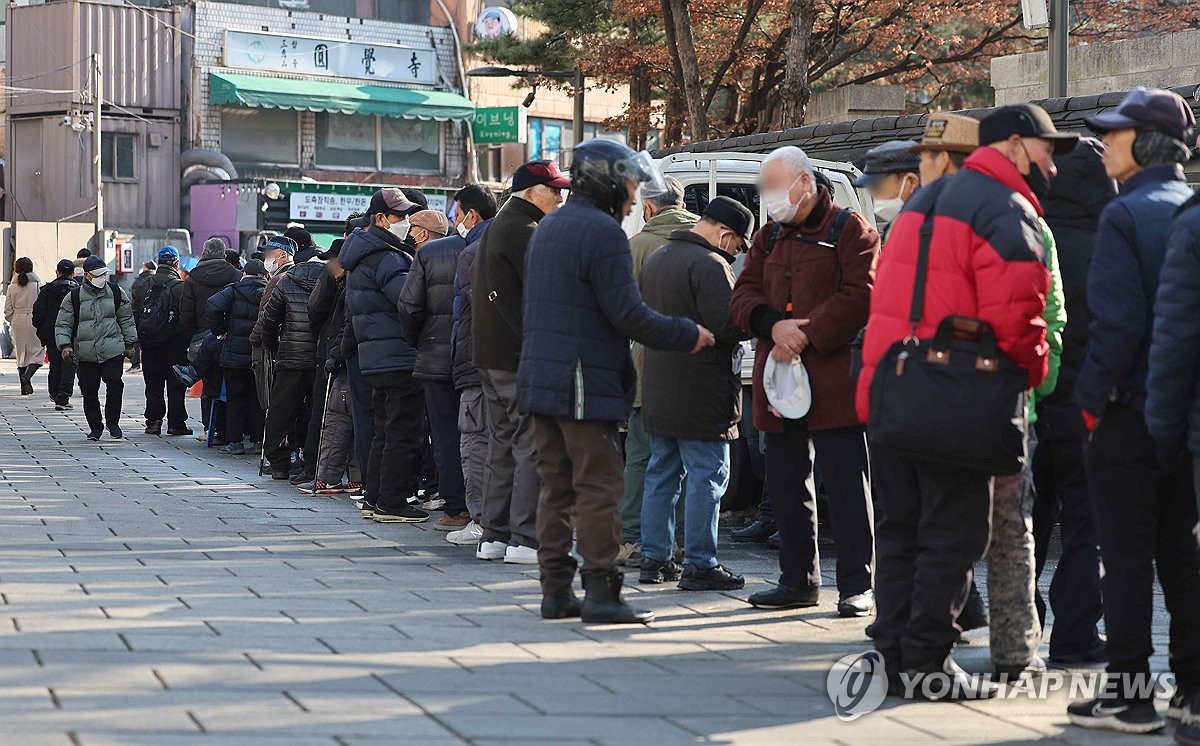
[466,65,586,147]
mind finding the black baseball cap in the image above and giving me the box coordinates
[979,104,1079,155]
[317,238,346,261]
[854,141,921,187]
[56,259,74,275]
[1085,87,1196,141]
[703,196,755,246]
[368,188,420,218]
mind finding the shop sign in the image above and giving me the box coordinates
[225,30,438,86]
[473,106,526,144]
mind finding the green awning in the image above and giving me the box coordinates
[210,72,475,122]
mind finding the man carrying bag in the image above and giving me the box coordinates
[856,104,1072,698]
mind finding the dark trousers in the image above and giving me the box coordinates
[264,367,314,471]
[77,356,125,433]
[223,368,264,444]
[46,344,76,404]
[1084,404,1200,695]
[365,370,425,509]
[303,363,329,475]
[424,379,465,515]
[141,338,188,428]
[871,447,992,673]
[533,416,624,595]
[764,422,874,595]
[1032,402,1103,658]
[129,342,141,369]
[347,358,375,489]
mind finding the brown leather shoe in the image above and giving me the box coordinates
[434,512,471,532]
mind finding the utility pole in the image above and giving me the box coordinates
[92,53,105,259]
[573,67,585,147]
[1048,0,1068,98]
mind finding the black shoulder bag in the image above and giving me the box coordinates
[866,204,1029,476]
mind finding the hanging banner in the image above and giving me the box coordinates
[225,30,438,86]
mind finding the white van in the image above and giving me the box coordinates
[623,152,875,238]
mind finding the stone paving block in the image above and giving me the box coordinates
[443,713,695,741]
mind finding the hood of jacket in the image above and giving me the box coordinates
[151,265,182,285]
[340,225,412,273]
[641,207,698,239]
[1044,137,1116,232]
[186,256,241,292]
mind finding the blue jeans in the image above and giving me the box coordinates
[641,436,730,569]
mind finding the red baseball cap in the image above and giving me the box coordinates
[511,160,571,191]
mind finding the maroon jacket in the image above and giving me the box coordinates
[730,186,879,433]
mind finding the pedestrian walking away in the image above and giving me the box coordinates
[518,140,714,625]
[54,256,137,441]
[6,257,45,396]
[33,260,79,409]
[729,145,880,619]
[638,196,752,592]
[1071,87,1200,734]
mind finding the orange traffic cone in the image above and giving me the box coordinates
[187,381,203,398]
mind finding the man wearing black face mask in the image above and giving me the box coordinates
[1069,87,1200,735]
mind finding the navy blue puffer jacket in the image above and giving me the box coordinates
[517,196,698,422]
[207,275,266,370]
[341,225,417,376]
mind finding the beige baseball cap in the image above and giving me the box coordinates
[910,113,980,155]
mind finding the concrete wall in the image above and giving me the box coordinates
[992,30,1200,105]
[806,85,906,125]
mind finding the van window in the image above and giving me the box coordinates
[684,184,761,231]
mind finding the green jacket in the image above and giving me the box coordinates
[1030,220,1066,425]
[630,207,699,280]
[54,281,137,363]
[629,207,699,408]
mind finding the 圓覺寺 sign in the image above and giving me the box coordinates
[225,30,438,86]
[290,193,373,222]
[473,107,527,145]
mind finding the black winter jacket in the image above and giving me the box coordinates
[517,196,699,422]
[325,279,349,368]
[133,265,185,344]
[258,262,323,370]
[179,257,241,339]
[472,197,544,372]
[340,225,417,376]
[33,277,78,347]
[308,263,340,361]
[641,230,747,441]
[452,238,482,390]
[207,275,267,370]
[1040,138,1117,408]
[398,234,467,381]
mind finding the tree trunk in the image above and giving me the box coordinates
[777,0,814,129]
[661,0,709,141]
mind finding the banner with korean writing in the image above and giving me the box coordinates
[225,30,437,86]
[290,193,373,222]
[473,106,527,145]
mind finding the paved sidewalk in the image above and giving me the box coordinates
[0,360,1181,745]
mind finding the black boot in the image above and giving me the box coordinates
[541,590,582,619]
[18,366,32,396]
[581,571,654,625]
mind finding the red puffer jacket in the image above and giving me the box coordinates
[854,147,1051,423]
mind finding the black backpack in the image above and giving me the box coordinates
[71,281,125,345]
[135,279,182,345]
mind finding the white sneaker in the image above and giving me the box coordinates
[421,496,446,511]
[446,520,483,546]
[476,539,507,561]
[503,544,538,565]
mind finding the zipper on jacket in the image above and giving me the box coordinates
[574,359,585,420]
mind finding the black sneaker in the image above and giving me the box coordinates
[732,516,777,543]
[86,430,102,442]
[639,557,683,585]
[108,425,123,440]
[1179,721,1200,746]
[1048,640,1107,666]
[838,589,876,618]
[372,503,429,523]
[1067,697,1166,734]
[748,583,819,609]
[167,426,193,436]
[55,402,73,411]
[766,531,781,550]
[678,563,745,591]
[145,419,162,436]
[290,471,314,486]
[359,501,377,519]
[271,469,291,480]
[958,584,988,631]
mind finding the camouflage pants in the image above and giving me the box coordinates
[986,433,1042,668]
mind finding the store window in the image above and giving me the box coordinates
[316,114,378,169]
[381,119,441,172]
[100,133,136,181]
[221,108,299,166]
[528,118,627,168]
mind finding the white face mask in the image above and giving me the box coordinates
[388,219,411,242]
[873,197,905,226]
[88,274,107,289]
[262,257,277,274]
[762,174,804,224]
[456,222,470,239]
